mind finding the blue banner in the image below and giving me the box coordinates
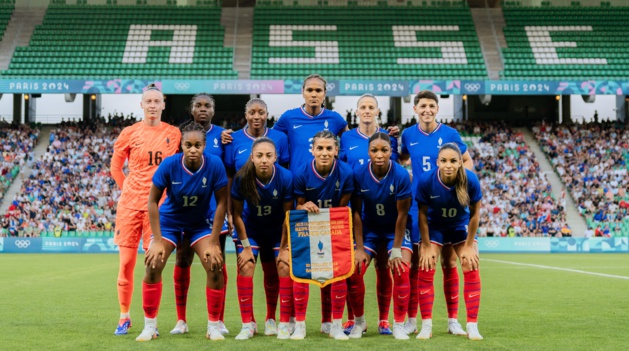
[478,237,551,253]
[0,237,237,254]
[550,237,629,253]
[2,237,43,253]
[2,78,629,95]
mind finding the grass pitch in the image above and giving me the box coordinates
[0,253,627,351]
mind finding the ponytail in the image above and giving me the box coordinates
[234,137,277,206]
[439,143,469,207]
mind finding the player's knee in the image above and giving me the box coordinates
[145,265,164,283]
[239,261,255,277]
[276,261,290,277]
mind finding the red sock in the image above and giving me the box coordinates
[392,263,410,323]
[279,277,293,323]
[173,265,190,321]
[463,270,481,323]
[320,285,332,323]
[237,275,254,323]
[347,267,365,317]
[330,281,347,320]
[142,281,162,319]
[261,261,279,321]
[206,287,223,322]
[443,266,459,318]
[293,281,309,322]
[376,267,392,321]
[346,290,355,320]
[219,263,228,322]
[407,266,419,319]
[418,269,435,320]
[117,246,137,313]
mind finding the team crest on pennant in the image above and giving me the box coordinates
[286,207,354,287]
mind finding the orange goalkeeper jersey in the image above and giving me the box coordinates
[111,121,181,211]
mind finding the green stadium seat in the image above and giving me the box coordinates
[251,6,487,79]
[1,4,237,79]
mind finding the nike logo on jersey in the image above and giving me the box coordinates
[306,187,317,191]
[238,149,248,154]
[360,189,370,192]
[430,195,440,199]
[281,299,290,303]
[398,295,409,299]
[420,290,431,295]
[349,146,358,150]
[468,293,480,298]
[172,181,182,184]
[451,295,458,300]
[335,295,345,299]
[410,142,419,146]
[295,297,305,301]
[293,125,303,129]
[240,298,250,302]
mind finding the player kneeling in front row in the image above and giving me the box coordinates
[135,123,229,342]
[230,137,295,340]
[415,143,483,341]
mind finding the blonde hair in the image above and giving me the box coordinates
[439,143,469,207]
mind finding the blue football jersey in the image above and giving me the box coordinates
[353,161,412,228]
[203,124,225,159]
[224,127,290,172]
[415,168,482,228]
[231,165,293,226]
[152,153,228,225]
[400,123,467,205]
[339,127,399,167]
[273,106,347,172]
[293,159,354,208]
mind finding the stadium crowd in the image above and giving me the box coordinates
[1,120,132,237]
[450,121,567,237]
[533,121,629,237]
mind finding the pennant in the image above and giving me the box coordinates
[286,207,354,287]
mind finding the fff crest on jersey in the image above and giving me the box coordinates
[390,184,395,194]
[213,138,218,147]
[202,177,207,188]
[324,120,329,130]
[272,189,278,198]
[437,137,443,148]
[335,180,340,190]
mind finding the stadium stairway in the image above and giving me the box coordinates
[470,7,506,80]
[518,127,587,237]
[221,7,253,79]
[0,125,52,215]
[0,5,47,71]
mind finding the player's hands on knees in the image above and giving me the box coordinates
[276,248,290,268]
[204,243,224,271]
[299,201,320,214]
[386,125,400,138]
[220,129,233,144]
[460,244,479,271]
[354,248,370,274]
[419,242,436,271]
[145,238,165,269]
[237,247,255,270]
[388,248,406,276]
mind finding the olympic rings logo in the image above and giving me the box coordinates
[484,240,499,248]
[15,240,31,249]
[173,82,190,91]
[464,83,481,92]
[326,83,336,91]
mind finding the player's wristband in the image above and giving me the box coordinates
[389,248,402,260]
[241,239,251,248]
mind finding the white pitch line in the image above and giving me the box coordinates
[482,258,629,281]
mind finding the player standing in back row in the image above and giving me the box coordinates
[110,84,181,336]
[399,90,472,336]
